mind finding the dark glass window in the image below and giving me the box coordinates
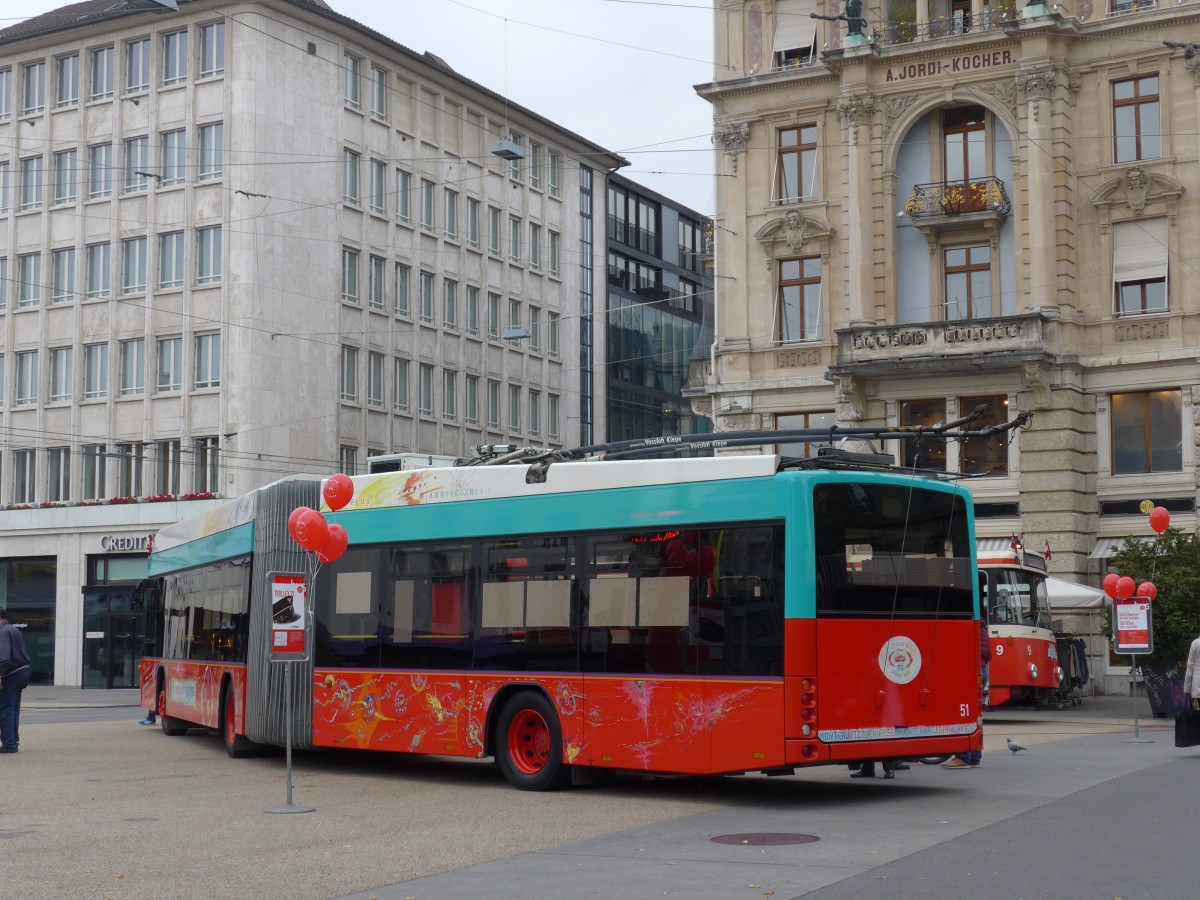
[312,547,382,668]
[382,543,473,670]
[1111,389,1182,474]
[476,537,575,671]
[161,556,250,662]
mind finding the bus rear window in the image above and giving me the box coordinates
[813,483,973,617]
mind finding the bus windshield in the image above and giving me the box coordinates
[813,482,973,617]
[985,568,1052,630]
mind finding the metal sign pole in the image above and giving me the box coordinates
[1121,653,1152,744]
[266,660,315,813]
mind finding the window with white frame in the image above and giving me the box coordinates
[466,285,479,335]
[442,369,457,421]
[199,22,225,78]
[86,242,110,298]
[13,450,36,504]
[340,345,358,401]
[418,363,434,415]
[1111,388,1182,475]
[529,306,541,351]
[395,263,410,315]
[367,351,384,407]
[508,297,521,342]
[159,231,184,289]
[157,336,182,392]
[368,255,385,309]
[548,230,560,276]
[420,179,434,230]
[194,436,219,492]
[0,160,9,212]
[49,346,72,402]
[0,68,10,120]
[396,169,411,222]
[443,279,457,329]
[23,60,45,115]
[161,130,186,186]
[343,52,361,109]
[196,226,221,285]
[154,439,181,494]
[444,188,458,239]
[1113,218,1168,316]
[116,442,142,497]
[529,141,542,189]
[88,143,112,198]
[508,384,521,432]
[369,159,386,214]
[90,47,114,100]
[343,149,359,205]
[51,248,75,303]
[54,149,78,204]
[47,448,70,502]
[370,66,387,119]
[488,292,501,339]
[339,445,358,477]
[487,379,500,427]
[509,216,521,262]
[0,258,7,310]
[123,136,148,193]
[488,206,501,255]
[20,155,43,210]
[341,248,359,302]
[548,149,561,196]
[465,374,479,425]
[548,312,560,357]
[121,236,147,294]
[777,257,822,342]
[467,197,480,248]
[393,358,409,411]
[194,332,221,388]
[529,223,541,270]
[84,342,109,399]
[119,338,145,396]
[82,444,106,500]
[17,253,40,307]
[162,30,188,86]
[548,394,560,438]
[419,271,434,323]
[125,38,150,94]
[775,124,818,204]
[55,53,79,107]
[16,350,38,405]
[506,132,523,180]
[529,390,541,435]
[198,122,223,180]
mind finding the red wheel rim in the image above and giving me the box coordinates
[157,688,167,719]
[506,709,551,776]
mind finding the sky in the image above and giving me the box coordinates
[8,0,718,215]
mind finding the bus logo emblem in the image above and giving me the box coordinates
[878,637,922,684]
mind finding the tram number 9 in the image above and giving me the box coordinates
[960,703,971,717]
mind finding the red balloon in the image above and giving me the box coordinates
[323,473,355,512]
[317,524,348,564]
[1149,506,1170,534]
[1102,572,1120,599]
[1116,575,1136,599]
[293,508,328,552]
[287,506,314,544]
[1137,581,1157,601]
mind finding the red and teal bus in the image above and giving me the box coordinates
[140,453,986,789]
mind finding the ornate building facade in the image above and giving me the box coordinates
[692,0,1200,603]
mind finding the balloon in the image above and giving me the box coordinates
[293,508,328,552]
[317,524,348,564]
[1137,581,1157,601]
[1116,575,1136,599]
[287,506,314,544]
[323,473,354,512]
[1149,506,1170,534]
[1102,572,1120,599]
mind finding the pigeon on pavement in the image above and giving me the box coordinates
[1007,738,1027,753]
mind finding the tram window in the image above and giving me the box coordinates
[313,547,382,668]
[381,543,472,670]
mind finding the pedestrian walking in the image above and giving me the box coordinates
[0,608,33,754]
[943,617,991,770]
[1184,632,1200,705]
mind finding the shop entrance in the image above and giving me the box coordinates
[82,588,144,690]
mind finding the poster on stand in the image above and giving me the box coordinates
[269,572,310,661]
[1113,597,1153,656]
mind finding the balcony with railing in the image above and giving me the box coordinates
[902,177,1011,245]
[873,4,1020,48]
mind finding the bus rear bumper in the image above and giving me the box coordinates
[786,731,982,765]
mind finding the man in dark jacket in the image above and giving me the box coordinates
[0,608,32,753]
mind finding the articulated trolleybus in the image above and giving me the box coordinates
[977,543,1061,708]
[140,423,1017,790]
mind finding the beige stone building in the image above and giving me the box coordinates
[692,0,1200,602]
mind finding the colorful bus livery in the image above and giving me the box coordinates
[141,455,985,790]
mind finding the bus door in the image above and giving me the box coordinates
[811,483,979,759]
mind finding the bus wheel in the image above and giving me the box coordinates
[496,692,570,791]
[159,684,187,736]
[221,682,254,758]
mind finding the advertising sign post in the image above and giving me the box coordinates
[265,572,315,814]
[1113,597,1154,744]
